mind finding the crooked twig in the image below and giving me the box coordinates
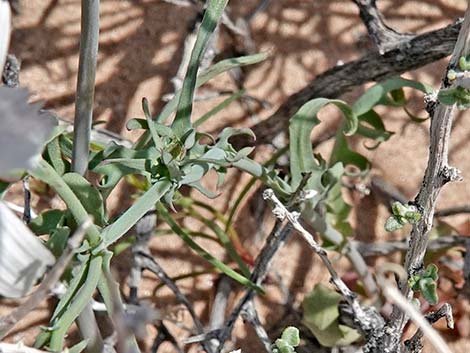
[263,189,384,338]
[351,0,414,53]
[404,303,454,353]
[355,235,469,257]
[211,222,292,352]
[241,301,271,353]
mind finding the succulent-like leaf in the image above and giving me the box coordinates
[280,327,300,347]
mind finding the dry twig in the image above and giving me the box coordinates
[351,0,414,53]
[235,20,461,147]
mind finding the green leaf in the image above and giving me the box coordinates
[356,110,393,147]
[62,173,106,226]
[330,131,369,173]
[101,179,172,247]
[126,118,148,131]
[142,97,164,149]
[392,201,409,218]
[289,98,358,188]
[384,216,405,232]
[303,284,341,330]
[29,209,66,235]
[135,52,268,149]
[352,78,433,116]
[424,263,439,281]
[30,159,101,245]
[157,202,262,293]
[303,284,361,347]
[172,0,229,137]
[47,227,71,257]
[194,89,245,127]
[68,340,89,353]
[281,327,300,347]
[420,278,439,305]
[274,339,295,353]
[49,255,103,351]
[46,136,67,176]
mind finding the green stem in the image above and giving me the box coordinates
[71,0,100,175]
[49,255,103,351]
[30,159,101,245]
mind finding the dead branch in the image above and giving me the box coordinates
[136,253,205,335]
[404,303,454,353]
[207,276,232,352]
[435,204,470,217]
[241,301,271,353]
[211,222,292,352]
[233,20,462,148]
[355,235,469,257]
[351,0,414,53]
[262,189,384,339]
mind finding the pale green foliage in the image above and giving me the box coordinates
[272,327,300,353]
[408,264,440,305]
[302,284,361,347]
[384,201,422,232]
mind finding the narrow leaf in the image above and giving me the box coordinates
[172,0,229,137]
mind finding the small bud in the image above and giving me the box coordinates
[447,69,457,81]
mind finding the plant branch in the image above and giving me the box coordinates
[136,251,214,353]
[380,4,470,351]
[233,20,462,148]
[211,221,292,352]
[71,0,100,175]
[262,189,384,338]
[379,280,452,353]
[404,303,454,353]
[351,0,414,53]
[241,301,271,353]
[354,235,469,257]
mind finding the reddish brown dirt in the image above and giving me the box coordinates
[2,0,470,352]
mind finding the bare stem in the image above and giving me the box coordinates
[71,0,100,175]
[70,1,102,351]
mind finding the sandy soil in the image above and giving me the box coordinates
[2,0,470,352]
